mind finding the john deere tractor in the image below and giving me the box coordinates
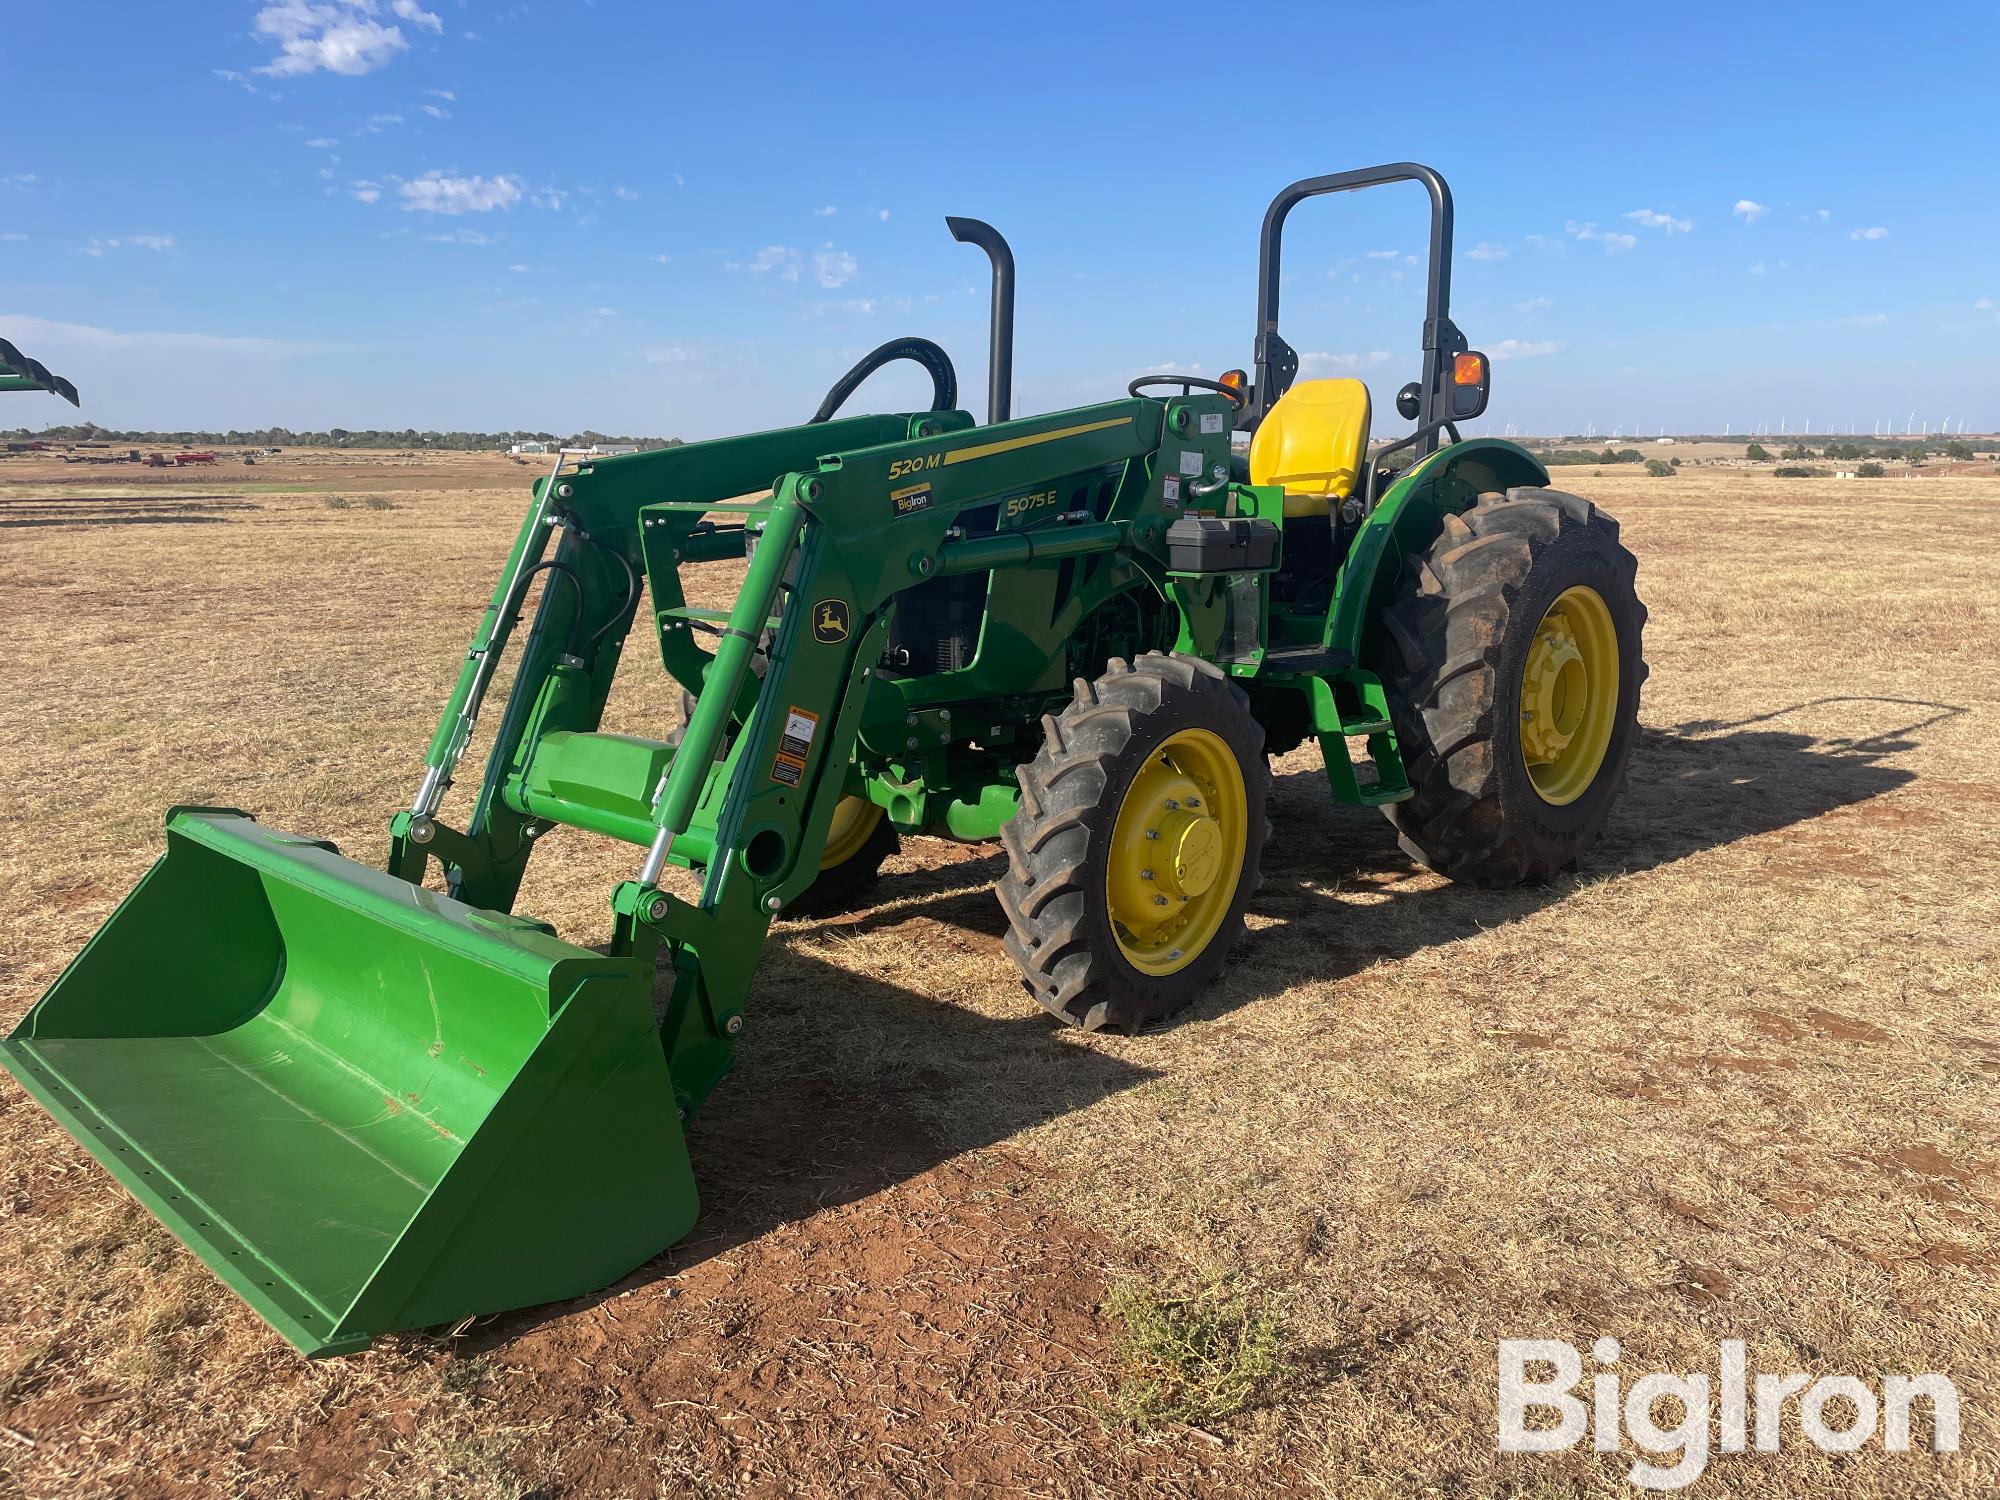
[2,163,1645,1355]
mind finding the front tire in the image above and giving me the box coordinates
[998,652,1270,1032]
[1377,487,1647,885]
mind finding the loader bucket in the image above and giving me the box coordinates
[0,808,697,1356]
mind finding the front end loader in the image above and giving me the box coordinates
[3,163,1646,1355]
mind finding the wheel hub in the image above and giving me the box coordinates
[1157,810,1223,899]
[1102,729,1249,974]
[1520,615,1587,764]
[1517,584,1621,806]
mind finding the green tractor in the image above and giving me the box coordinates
[2,163,1645,1355]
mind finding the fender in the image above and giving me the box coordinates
[1323,438,1550,663]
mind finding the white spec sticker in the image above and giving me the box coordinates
[1199,412,1225,435]
[780,707,820,759]
[1179,450,1203,476]
[1162,476,1181,501]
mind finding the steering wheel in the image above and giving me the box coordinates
[1127,374,1249,410]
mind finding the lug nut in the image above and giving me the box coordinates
[647,896,670,922]
[1154,895,1169,906]
[1140,868,1154,881]
[409,816,435,845]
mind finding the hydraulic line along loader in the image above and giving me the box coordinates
[3,164,1646,1355]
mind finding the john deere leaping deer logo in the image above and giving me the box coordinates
[812,599,851,644]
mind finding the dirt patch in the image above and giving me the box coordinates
[1804,1007,1893,1045]
[263,1151,1265,1498]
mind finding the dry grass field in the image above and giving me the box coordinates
[0,450,1995,1498]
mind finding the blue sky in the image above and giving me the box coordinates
[4,1,1996,438]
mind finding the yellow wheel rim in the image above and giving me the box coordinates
[821,797,883,869]
[1519,585,1619,806]
[1104,728,1247,976]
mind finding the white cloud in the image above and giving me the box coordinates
[1851,226,1888,240]
[350,180,381,203]
[423,87,455,101]
[0,232,26,242]
[1489,339,1562,360]
[255,1,411,77]
[390,0,442,32]
[651,253,672,264]
[877,208,890,222]
[803,298,882,318]
[812,245,858,288]
[1467,242,1508,261]
[813,205,837,217]
[1976,297,1994,310]
[424,227,496,245]
[1732,199,1768,223]
[1363,249,1400,260]
[612,185,639,201]
[507,263,528,272]
[305,135,338,147]
[594,306,616,318]
[0,313,325,360]
[1299,350,1392,376]
[1514,296,1552,312]
[420,103,449,118]
[1624,208,1692,234]
[1749,261,1767,275]
[673,173,686,187]
[643,344,695,364]
[727,245,802,282]
[398,171,523,214]
[79,234,176,256]
[1565,221,1636,253]
[1816,208,1830,220]
[368,112,404,127]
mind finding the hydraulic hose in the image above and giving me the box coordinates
[809,337,957,424]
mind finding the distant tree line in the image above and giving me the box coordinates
[1,423,684,451]
[1756,439,1977,464]
[1539,447,1646,467]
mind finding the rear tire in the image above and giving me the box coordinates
[1377,487,1647,885]
[999,652,1270,1032]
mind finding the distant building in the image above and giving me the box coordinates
[510,440,549,455]
[1655,436,1677,445]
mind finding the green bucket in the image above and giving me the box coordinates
[1,809,697,1355]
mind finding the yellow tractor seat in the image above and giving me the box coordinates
[1248,378,1373,517]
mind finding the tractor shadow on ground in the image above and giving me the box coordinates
[463,697,1959,1348]
[464,939,1158,1348]
[1201,695,1963,1024]
[816,695,1963,1036]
